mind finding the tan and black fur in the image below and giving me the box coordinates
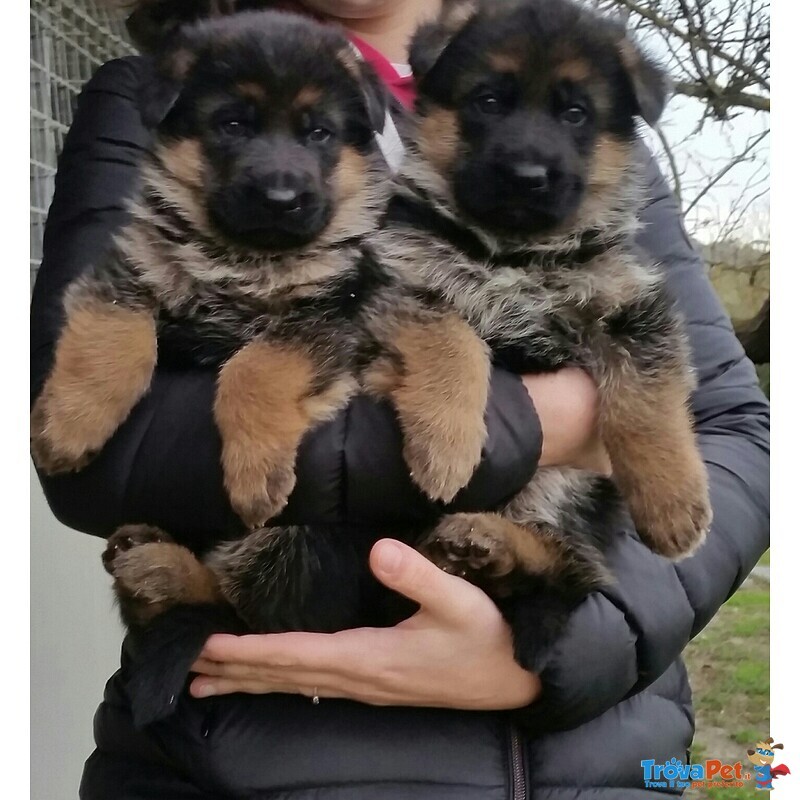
[374,0,711,628]
[34,1,712,721]
[31,10,491,686]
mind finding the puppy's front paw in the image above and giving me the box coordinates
[108,545,182,603]
[30,398,94,474]
[404,429,484,504]
[419,513,517,591]
[224,451,297,529]
[103,525,172,574]
[627,468,712,560]
[107,541,217,628]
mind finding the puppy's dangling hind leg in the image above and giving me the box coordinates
[496,467,623,671]
[124,604,248,730]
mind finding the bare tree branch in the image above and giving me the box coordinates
[609,0,770,91]
[683,129,769,216]
[673,81,770,114]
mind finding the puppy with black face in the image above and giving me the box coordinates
[31,10,495,724]
[32,7,491,531]
[379,0,711,666]
[32,11,390,518]
[139,12,387,254]
[417,0,666,236]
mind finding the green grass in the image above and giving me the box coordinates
[727,588,769,608]
[732,661,769,695]
[732,728,763,746]
[731,616,765,637]
[683,575,769,799]
[758,549,770,567]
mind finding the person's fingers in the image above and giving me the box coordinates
[190,678,280,697]
[191,658,373,690]
[189,672,406,704]
[191,677,343,699]
[189,671,487,708]
[199,630,377,673]
[369,539,488,625]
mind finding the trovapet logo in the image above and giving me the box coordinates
[642,738,791,792]
[641,757,749,791]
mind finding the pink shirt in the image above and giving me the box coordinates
[348,34,417,109]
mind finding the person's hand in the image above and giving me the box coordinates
[522,367,612,475]
[190,539,541,710]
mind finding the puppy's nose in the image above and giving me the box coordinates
[512,163,549,191]
[252,173,315,216]
[259,185,304,216]
[265,187,301,209]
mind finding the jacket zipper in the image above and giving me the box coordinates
[508,725,528,800]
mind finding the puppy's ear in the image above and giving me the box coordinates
[125,2,178,53]
[138,47,196,129]
[409,1,478,86]
[124,0,216,52]
[618,39,670,126]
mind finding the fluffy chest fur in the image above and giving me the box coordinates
[375,216,662,372]
[80,194,395,370]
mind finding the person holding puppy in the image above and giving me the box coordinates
[31,0,769,798]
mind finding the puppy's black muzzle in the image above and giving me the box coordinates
[211,172,330,250]
[455,155,584,235]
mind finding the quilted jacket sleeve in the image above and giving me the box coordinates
[513,143,770,732]
[31,57,542,549]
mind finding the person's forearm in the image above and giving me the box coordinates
[522,368,611,475]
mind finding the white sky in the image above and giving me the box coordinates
[628,2,771,246]
[646,95,770,244]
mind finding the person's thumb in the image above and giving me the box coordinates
[369,539,483,624]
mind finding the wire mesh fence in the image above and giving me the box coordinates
[30,0,135,284]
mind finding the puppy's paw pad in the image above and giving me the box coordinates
[103,526,171,574]
[419,514,516,583]
[109,546,184,603]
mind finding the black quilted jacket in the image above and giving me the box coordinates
[31,58,770,800]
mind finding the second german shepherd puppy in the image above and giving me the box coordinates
[375,0,712,661]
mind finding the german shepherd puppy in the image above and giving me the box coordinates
[31,11,491,514]
[373,0,712,658]
[31,10,494,724]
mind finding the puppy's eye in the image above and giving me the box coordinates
[561,105,587,125]
[307,127,333,144]
[220,119,251,137]
[474,92,504,115]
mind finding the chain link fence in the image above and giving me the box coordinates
[30,0,135,285]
